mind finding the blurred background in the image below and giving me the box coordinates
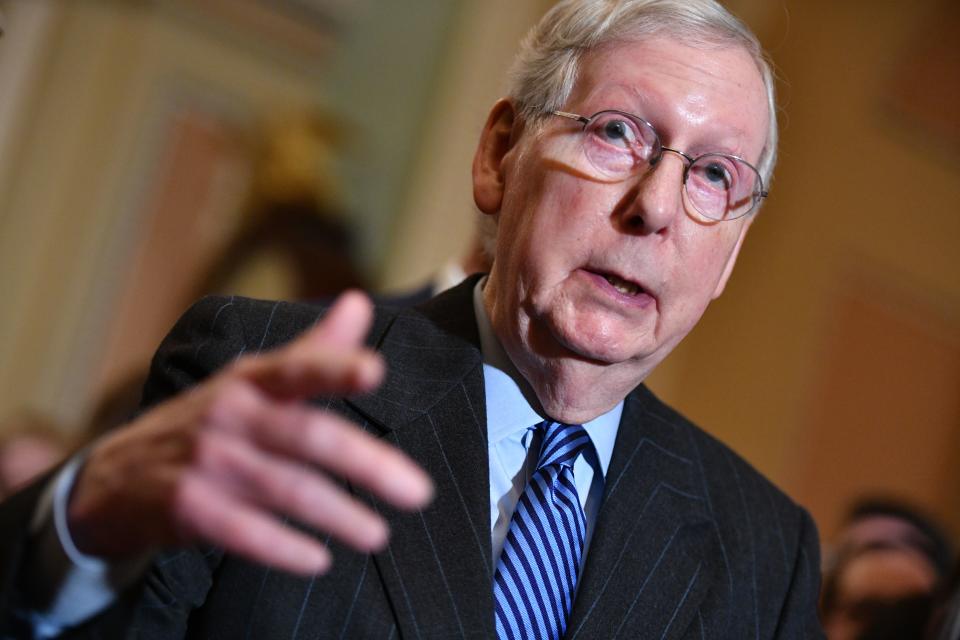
[0,0,956,569]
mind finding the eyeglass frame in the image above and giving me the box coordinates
[549,109,769,221]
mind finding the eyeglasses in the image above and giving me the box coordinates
[550,109,768,221]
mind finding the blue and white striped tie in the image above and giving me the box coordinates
[494,421,591,640]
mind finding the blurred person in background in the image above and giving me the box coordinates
[821,497,955,640]
[0,1,825,638]
[930,563,960,640]
[0,412,68,500]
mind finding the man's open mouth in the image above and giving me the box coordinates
[601,272,643,296]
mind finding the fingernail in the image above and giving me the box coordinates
[394,470,435,509]
[368,520,390,551]
[307,548,332,574]
[354,354,385,389]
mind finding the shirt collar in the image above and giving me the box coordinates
[472,277,621,477]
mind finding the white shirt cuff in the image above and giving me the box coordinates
[25,452,151,636]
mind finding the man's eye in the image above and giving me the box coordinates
[603,120,631,140]
[592,118,638,148]
[689,157,740,193]
[703,162,731,185]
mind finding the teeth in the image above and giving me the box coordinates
[604,274,641,295]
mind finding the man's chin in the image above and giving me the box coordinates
[548,323,656,367]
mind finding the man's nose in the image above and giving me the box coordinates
[617,153,686,235]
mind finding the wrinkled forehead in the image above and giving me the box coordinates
[576,33,769,98]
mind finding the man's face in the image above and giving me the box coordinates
[477,38,769,392]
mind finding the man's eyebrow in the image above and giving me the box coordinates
[586,83,653,111]
[686,130,749,156]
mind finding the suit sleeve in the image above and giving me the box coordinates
[0,472,59,637]
[773,507,826,639]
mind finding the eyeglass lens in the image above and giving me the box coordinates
[580,111,761,220]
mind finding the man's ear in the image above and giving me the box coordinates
[711,215,754,299]
[472,98,519,215]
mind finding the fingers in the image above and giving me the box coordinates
[204,383,433,512]
[192,431,390,554]
[174,472,332,576]
[248,403,434,511]
[237,291,384,401]
[188,382,431,563]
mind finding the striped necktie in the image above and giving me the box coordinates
[494,421,591,640]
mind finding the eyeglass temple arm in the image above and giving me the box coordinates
[551,110,590,125]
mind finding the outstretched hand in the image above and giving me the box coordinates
[67,292,433,575]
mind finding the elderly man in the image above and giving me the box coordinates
[0,0,823,638]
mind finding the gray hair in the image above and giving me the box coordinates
[506,0,779,191]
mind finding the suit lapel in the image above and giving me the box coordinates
[566,387,717,640]
[347,279,495,639]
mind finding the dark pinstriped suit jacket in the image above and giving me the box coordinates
[0,277,824,639]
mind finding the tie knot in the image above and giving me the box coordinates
[536,421,590,470]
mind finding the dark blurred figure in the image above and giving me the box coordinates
[821,497,955,640]
[195,199,365,301]
[0,412,68,499]
[929,563,960,640]
[194,112,368,303]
